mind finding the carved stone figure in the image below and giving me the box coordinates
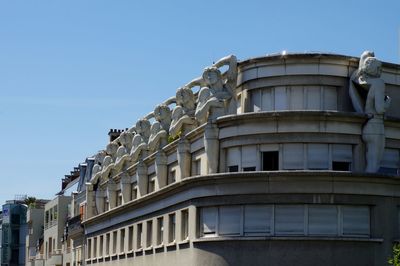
[130,118,151,163]
[349,51,391,172]
[187,55,238,123]
[100,142,119,181]
[114,131,134,173]
[90,151,107,183]
[148,104,172,152]
[169,87,197,138]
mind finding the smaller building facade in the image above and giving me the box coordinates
[1,201,27,266]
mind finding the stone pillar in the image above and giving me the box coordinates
[95,189,106,214]
[204,122,219,174]
[120,173,131,204]
[107,181,118,209]
[177,138,191,180]
[137,161,148,198]
[155,151,167,190]
[85,183,95,219]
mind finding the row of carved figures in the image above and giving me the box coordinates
[90,55,238,184]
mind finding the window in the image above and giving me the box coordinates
[275,205,305,235]
[228,165,239,172]
[242,145,257,171]
[148,175,156,193]
[181,209,189,241]
[131,184,137,200]
[112,231,117,254]
[332,144,352,171]
[191,159,201,176]
[120,229,125,253]
[262,151,279,171]
[93,237,97,257]
[157,217,163,245]
[99,235,103,257]
[219,206,241,235]
[305,86,321,110]
[128,226,134,251]
[341,206,370,236]
[146,220,153,248]
[307,144,329,169]
[168,213,176,243]
[274,86,288,110]
[201,207,217,237]
[227,147,240,171]
[244,205,272,235]
[308,206,337,235]
[283,144,304,170]
[379,148,400,175]
[137,224,143,249]
[168,169,176,184]
[199,204,370,238]
[105,233,110,256]
[87,238,92,259]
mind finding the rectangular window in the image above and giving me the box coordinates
[251,89,261,112]
[146,220,153,248]
[157,217,163,245]
[148,175,156,193]
[261,89,273,111]
[243,167,256,172]
[262,151,279,171]
[191,159,201,176]
[283,144,304,170]
[308,205,338,235]
[87,238,92,259]
[242,145,257,170]
[128,226,134,251]
[131,185,137,200]
[137,224,143,249]
[93,237,97,257]
[227,147,241,171]
[341,206,370,236]
[181,209,189,240]
[244,205,272,235]
[105,233,110,256]
[307,144,329,169]
[168,213,176,243]
[168,169,176,184]
[275,205,305,235]
[219,206,241,236]
[112,231,117,254]
[332,144,352,171]
[120,228,125,253]
[99,235,103,257]
[228,165,239,172]
[305,86,321,110]
[201,207,217,236]
[274,86,287,110]
[380,148,399,174]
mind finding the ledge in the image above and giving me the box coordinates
[193,236,384,243]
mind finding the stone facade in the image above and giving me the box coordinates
[30,52,400,266]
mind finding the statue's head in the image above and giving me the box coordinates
[203,66,222,86]
[119,131,133,147]
[135,118,151,140]
[363,57,382,78]
[176,87,195,109]
[106,142,118,156]
[154,104,172,123]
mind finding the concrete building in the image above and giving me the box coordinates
[51,52,400,265]
[42,196,71,266]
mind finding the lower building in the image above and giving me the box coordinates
[1,201,27,266]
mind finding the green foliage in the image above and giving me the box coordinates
[388,243,400,266]
[24,196,37,209]
[167,131,181,143]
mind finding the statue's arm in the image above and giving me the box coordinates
[373,79,389,114]
[186,77,205,89]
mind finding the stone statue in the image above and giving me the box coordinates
[169,87,197,138]
[186,55,238,123]
[130,118,151,163]
[148,103,172,152]
[91,151,107,183]
[114,131,134,173]
[100,142,119,181]
[349,51,391,172]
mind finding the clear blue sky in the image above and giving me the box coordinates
[0,0,399,204]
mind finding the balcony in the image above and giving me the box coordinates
[67,214,84,239]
